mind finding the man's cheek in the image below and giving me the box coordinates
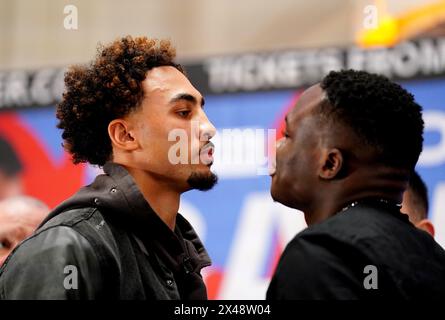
[0,240,12,264]
[0,252,10,266]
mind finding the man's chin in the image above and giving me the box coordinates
[270,183,280,203]
[187,171,218,191]
[270,178,293,208]
[270,176,279,200]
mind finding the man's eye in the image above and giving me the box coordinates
[0,240,9,250]
[177,110,191,117]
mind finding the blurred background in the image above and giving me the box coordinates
[1,0,445,299]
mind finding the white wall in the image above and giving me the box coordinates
[1,0,436,69]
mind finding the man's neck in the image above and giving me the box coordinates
[123,165,180,231]
[304,167,407,226]
[305,190,403,226]
[303,200,340,226]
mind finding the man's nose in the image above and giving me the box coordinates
[199,112,216,141]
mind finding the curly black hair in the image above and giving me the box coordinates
[56,36,183,166]
[320,70,424,170]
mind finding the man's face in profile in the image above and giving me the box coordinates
[270,85,324,210]
[401,188,435,237]
[121,66,218,192]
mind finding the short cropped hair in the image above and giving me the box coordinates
[320,70,424,170]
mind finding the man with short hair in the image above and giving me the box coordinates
[0,196,48,266]
[267,70,445,299]
[0,36,217,299]
[401,171,434,237]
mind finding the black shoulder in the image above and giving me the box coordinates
[0,224,103,299]
[38,207,120,261]
[267,231,368,300]
[0,207,121,300]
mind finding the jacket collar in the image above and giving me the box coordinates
[45,162,211,274]
[105,162,211,274]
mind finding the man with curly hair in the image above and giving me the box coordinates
[0,36,217,300]
[267,70,445,299]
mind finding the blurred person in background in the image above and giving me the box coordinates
[401,171,434,237]
[0,196,48,266]
[0,136,23,200]
[267,70,445,299]
[0,36,217,300]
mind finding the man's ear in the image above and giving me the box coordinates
[108,119,139,151]
[319,148,343,180]
[415,219,435,237]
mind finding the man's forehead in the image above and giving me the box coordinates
[288,84,325,123]
[143,66,200,97]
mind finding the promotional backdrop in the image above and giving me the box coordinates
[1,38,444,299]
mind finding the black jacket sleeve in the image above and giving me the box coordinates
[0,226,103,300]
[266,235,365,300]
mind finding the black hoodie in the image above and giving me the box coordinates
[0,163,211,300]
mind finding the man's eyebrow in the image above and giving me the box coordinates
[170,93,205,106]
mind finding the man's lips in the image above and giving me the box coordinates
[200,142,215,165]
[269,158,276,176]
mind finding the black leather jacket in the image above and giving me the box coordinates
[0,163,211,300]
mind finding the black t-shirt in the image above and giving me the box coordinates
[267,201,445,299]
